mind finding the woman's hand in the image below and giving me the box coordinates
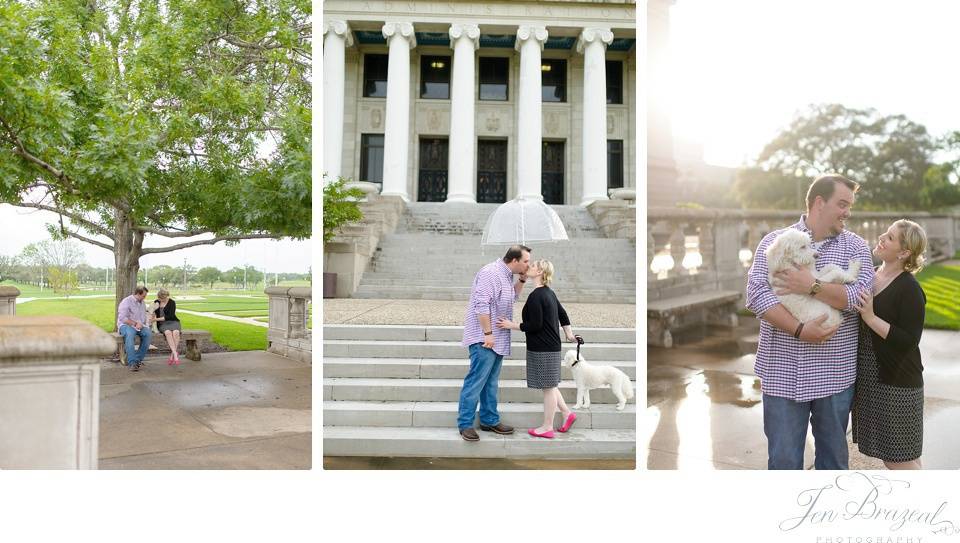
[565,331,576,342]
[496,317,518,330]
[853,289,875,319]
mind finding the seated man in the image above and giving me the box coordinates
[117,285,153,371]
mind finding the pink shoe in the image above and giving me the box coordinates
[173,354,180,366]
[528,428,555,439]
[167,355,174,366]
[558,412,577,433]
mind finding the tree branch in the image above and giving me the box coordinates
[140,233,280,255]
[65,231,115,252]
[134,225,207,238]
[15,202,116,239]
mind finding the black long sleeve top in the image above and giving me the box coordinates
[154,298,180,322]
[518,286,571,353]
[866,271,926,387]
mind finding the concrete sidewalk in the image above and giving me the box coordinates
[99,350,311,469]
[322,298,636,328]
[645,321,960,470]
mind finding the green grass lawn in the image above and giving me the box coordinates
[916,264,960,330]
[15,297,268,351]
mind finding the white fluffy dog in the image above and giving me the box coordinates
[765,229,860,328]
[564,350,634,411]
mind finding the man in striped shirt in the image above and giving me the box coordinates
[746,175,874,469]
[457,245,531,441]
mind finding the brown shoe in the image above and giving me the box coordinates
[460,428,480,441]
[479,422,514,435]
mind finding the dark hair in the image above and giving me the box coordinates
[134,285,149,295]
[805,174,859,210]
[502,245,532,263]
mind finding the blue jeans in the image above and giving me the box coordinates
[457,343,504,430]
[763,385,855,470]
[119,324,152,365]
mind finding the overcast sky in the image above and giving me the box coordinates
[0,203,311,272]
[666,0,960,168]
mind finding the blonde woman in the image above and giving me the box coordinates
[153,288,183,366]
[497,259,578,438]
[852,219,928,469]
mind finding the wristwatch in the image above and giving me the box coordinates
[809,279,822,296]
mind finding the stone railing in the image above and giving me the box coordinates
[648,207,960,305]
[588,189,637,242]
[0,285,19,315]
[0,315,114,468]
[324,192,405,297]
[265,286,312,363]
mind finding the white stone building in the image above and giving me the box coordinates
[322,0,637,206]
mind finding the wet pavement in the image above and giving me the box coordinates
[98,350,311,469]
[645,320,960,470]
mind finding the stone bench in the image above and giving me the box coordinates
[112,329,212,364]
[647,290,741,348]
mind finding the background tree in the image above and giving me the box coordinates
[20,238,84,288]
[48,267,79,297]
[0,254,17,282]
[735,104,938,210]
[0,0,311,322]
[149,264,177,287]
[195,266,221,289]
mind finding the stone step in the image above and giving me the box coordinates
[362,270,637,280]
[323,357,637,380]
[322,377,637,405]
[322,324,636,344]
[351,285,637,303]
[322,339,637,360]
[323,426,636,459]
[323,401,636,429]
[356,278,637,289]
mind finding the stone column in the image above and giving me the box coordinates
[0,316,114,468]
[380,22,416,201]
[322,20,353,181]
[577,28,614,205]
[445,23,480,203]
[0,285,19,315]
[514,25,548,201]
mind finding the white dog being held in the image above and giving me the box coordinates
[765,229,860,328]
[564,349,634,411]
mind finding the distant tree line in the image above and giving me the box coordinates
[0,238,309,293]
[679,104,960,211]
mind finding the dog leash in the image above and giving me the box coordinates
[572,335,584,367]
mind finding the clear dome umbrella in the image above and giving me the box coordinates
[480,197,569,246]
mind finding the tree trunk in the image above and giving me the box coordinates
[113,208,143,331]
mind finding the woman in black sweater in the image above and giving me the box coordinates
[497,259,577,439]
[853,219,928,470]
[154,288,183,366]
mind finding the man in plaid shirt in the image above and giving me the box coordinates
[746,175,875,469]
[457,245,531,442]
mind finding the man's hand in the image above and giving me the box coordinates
[482,334,495,349]
[134,322,142,331]
[798,315,839,343]
[774,265,817,296]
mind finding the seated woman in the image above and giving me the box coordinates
[154,288,183,366]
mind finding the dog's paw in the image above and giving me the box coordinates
[573,403,583,409]
[616,404,625,411]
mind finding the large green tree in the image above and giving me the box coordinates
[735,104,939,210]
[0,0,310,319]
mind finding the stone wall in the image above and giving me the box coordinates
[266,286,313,364]
[0,315,114,469]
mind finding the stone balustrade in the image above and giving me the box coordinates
[0,285,19,315]
[325,193,406,297]
[0,316,114,468]
[648,207,960,306]
[265,286,312,363]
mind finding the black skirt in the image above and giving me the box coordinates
[526,350,561,389]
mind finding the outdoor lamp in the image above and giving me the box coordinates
[650,253,674,279]
[682,251,703,274]
[738,248,753,267]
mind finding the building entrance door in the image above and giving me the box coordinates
[477,140,507,203]
[418,138,448,202]
[542,141,564,205]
